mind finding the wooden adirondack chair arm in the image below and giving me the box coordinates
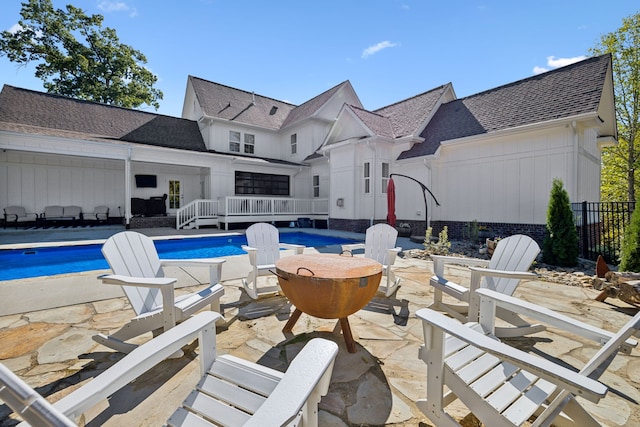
[341,243,365,253]
[416,308,608,403]
[469,267,538,280]
[241,245,258,264]
[53,311,222,421]
[244,338,338,426]
[160,258,226,267]
[161,258,226,285]
[279,243,305,254]
[476,288,638,353]
[431,255,490,277]
[99,274,177,288]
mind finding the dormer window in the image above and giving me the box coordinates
[291,134,297,154]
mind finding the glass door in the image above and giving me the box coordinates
[169,180,181,209]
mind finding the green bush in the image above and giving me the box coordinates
[542,179,578,267]
[619,198,640,271]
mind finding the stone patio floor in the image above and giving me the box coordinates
[0,237,639,426]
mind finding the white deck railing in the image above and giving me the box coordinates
[176,199,219,229]
[177,197,328,229]
[220,196,328,216]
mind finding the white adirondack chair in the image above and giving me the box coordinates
[341,223,402,297]
[241,223,305,299]
[94,231,225,353]
[429,234,541,337]
[0,312,339,427]
[416,288,640,427]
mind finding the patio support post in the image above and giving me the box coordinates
[124,154,131,228]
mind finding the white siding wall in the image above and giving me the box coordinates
[577,128,602,202]
[0,150,124,215]
[205,123,280,158]
[431,125,580,225]
[328,143,358,219]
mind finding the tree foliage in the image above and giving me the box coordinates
[619,199,640,271]
[543,178,579,267]
[0,0,162,110]
[591,12,640,202]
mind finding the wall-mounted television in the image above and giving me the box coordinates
[135,174,157,188]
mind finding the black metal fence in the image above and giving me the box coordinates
[571,201,636,264]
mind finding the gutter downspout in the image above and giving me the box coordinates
[124,147,132,228]
[367,141,376,226]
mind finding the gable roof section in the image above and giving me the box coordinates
[280,81,356,129]
[190,76,295,130]
[374,84,451,138]
[349,105,395,139]
[399,54,612,159]
[0,85,206,151]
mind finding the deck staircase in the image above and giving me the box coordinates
[176,199,219,230]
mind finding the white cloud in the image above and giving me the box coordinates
[361,41,398,59]
[533,65,549,74]
[98,1,137,17]
[533,55,587,75]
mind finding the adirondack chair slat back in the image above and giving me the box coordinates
[101,231,164,315]
[364,223,398,265]
[246,223,281,266]
[485,234,540,295]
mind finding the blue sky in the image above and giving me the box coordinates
[0,1,638,117]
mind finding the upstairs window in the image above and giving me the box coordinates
[364,162,370,194]
[244,133,255,154]
[313,175,320,197]
[229,131,240,152]
[382,162,389,193]
[291,134,297,154]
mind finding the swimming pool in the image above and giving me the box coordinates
[0,232,360,281]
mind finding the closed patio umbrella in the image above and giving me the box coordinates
[386,177,396,227]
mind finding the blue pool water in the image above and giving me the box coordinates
[0,232,359,281]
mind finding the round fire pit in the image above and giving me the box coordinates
[275,254,382,352]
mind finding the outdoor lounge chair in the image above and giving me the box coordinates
[241,222,305,299]
[429,234,542,337]
[84,205,109,222]
[341,223,402,297]
[41,205,83,226]
[94,231,225,353]
[3,206,37,228]
[0,311,339,426]
[416,288,640,427]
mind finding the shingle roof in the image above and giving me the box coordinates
[398,54,611,159]
[0,85,207,151]
[280,81,351,129]
[374,84,450,138]
[349,105,395,139]
[190,76,295,130]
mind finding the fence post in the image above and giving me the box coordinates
[581,201,589,259]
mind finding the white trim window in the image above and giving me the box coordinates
[229,131,240,152]
[313,175,320,197]
[291,134,297,154]
[382,162,389,193]
[244,133,255,154]
[364,162,370,194]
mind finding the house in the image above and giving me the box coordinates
[0,54,616,240]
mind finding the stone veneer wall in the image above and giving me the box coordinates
[430,221,547,247]
[129,215,175,229]
[329,218,547,247]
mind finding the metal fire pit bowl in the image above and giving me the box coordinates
[275,254,382,319]
[275,254,382,353]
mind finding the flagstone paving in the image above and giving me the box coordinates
[1,253,639,426]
